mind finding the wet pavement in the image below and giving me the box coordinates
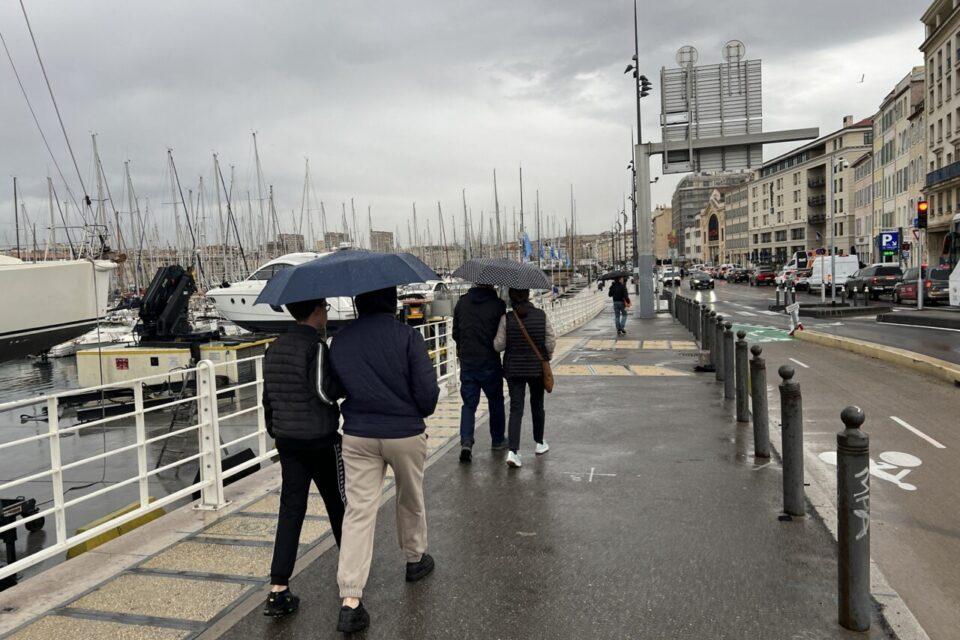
[688,280,960,365]
[218,308,891,639]
[757,335,960,640]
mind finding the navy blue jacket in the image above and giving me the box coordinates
[329,313,440,438]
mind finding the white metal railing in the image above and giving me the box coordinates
[0,305,596,582]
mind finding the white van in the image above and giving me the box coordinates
[808,255,860,292]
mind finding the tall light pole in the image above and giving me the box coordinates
[624,0,654,318]
[827,156,849,303]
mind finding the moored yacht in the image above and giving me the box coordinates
[0,257,117,362]
[205,251,357,333]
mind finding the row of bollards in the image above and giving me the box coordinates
[775,285,798,308]
[670,293,872,631]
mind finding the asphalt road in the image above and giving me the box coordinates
[674,279,960,365]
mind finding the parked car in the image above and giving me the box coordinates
[689,272,715,290]
[844,264,903,299]
[775,268,797,287]
[892,266,951,304]
[750,267,776,286]
[732,268,754,283]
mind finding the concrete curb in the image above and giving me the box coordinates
[765,391,931,640]
[794,330,960,386]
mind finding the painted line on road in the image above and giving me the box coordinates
[890,416,946,449]
[876,320,960,334]
[737,311,758,317]
[759,310,781,316]
[788,357,809,369]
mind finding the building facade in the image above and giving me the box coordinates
[671,173,750,256]
[652,205,673,262]
[921,0,960,268]
[873,66,926,266]
[698,190,726,264]
[369,230,394,253]
[748,116,873,266]
[852,153,875,261]
[723,182,751,266]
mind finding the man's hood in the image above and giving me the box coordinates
[468,286,498,303]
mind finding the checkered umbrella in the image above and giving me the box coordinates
[598,270,631,280]
[453,257,552,290]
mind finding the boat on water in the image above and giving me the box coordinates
[47,312,138,358]
[205,251,357,333]
[0,257,117,363]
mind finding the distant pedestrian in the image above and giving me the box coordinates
[329,286,440,634]
[494,288,555,468]
[261,298,345,618]
[597,279,604,292]
[452,284,507,462]
[609,276,630,335]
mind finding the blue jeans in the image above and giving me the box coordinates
[459,363,506,447]
[613,301,627,332]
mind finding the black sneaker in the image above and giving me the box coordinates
[263,589,299,617]
[405,553,435,582]
[337,601,370,633]
[459,447,472,463]
[491,440,508,451]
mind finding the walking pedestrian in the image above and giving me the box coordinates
[597,279,604,292]
[494,288,555,469]
[261,298,345,618]
[329,286,440,633]
[452,284,507,463]
[609,276,631,335]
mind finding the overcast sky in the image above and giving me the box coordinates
[0,0,926,250]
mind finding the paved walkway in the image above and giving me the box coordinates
[213,307,891,639]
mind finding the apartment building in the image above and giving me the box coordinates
[671,173,750,255]
[852,153,875,260]
[921,0,960,268]
[747,116,873,266]
[683,225,702,263]
[723,182,751,266]
[873,67,926,266]
[652,206,674,261]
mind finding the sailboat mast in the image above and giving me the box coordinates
[13,177,21,259]
[461,188,470,261]
[493,169,502,258]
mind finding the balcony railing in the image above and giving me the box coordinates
[807,195,826,207]
[808,211,827,225]
[807,178,825,188]
[926,159,960,187]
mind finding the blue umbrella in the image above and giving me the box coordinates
[255,251,438,306]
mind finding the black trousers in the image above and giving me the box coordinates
[270,441,346,586]
[507,376,545,453]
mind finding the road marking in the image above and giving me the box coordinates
[737,311,758,317]
[759,310,781,316]
[890,416,946,449]
[819,450,921,491]
[788,358,809,369]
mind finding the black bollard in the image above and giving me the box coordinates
[735,331,749,422]
[749,345,770,458]
[707,310,717,365]
[714,314,725,382]
[775,286,782,308]
[723,322,735,400]
[778,365,804,517]
[837,406,870,632]
[790,287,797,306]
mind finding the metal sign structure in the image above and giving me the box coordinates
[660,43,763,174]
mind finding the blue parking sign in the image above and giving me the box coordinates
[879,231,900,251]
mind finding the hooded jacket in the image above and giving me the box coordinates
[452,286,507,368]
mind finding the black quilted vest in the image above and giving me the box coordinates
[503,308,547,379]
[263,326,339,441]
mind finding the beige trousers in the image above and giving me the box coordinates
[337,432,428,599]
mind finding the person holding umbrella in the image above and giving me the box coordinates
[255,251,441,634]
[609,276,631,336]
[452,283,507,462]
[493,288,555,468]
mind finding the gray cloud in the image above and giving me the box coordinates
[0,0,927,249]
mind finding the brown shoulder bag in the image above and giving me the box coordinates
[513,313,554,393]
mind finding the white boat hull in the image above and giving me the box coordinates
[0,260,116,361]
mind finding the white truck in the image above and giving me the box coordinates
[807,255,860,292]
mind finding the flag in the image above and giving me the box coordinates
[521,232,533,259]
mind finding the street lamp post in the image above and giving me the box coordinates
[624,0,655,318]
[827,156,849,303]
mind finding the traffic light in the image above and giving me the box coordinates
[917,200,928,229]
[639,75,652,98]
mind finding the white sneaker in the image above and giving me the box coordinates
[506,451,522,468]
[535,441,550,455]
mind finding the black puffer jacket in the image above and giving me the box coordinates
[262,325,343,444]
[453,286,506,367]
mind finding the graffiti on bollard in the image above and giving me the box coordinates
[837,406,871,632]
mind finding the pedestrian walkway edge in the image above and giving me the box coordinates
[794,330,960,386]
